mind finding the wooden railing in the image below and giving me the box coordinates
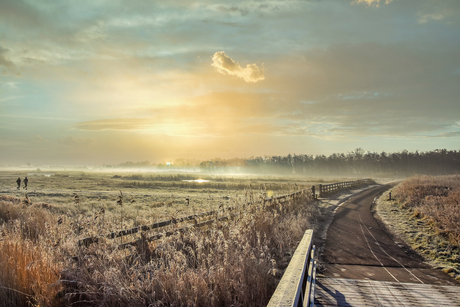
[77,191,307,249]
[77,179,372,250]
[267,229,316,307]
[313,179,373,198]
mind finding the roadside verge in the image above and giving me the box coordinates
[375,188,460,282]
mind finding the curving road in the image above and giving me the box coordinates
[321,184,458,285]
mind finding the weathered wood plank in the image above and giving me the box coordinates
[267,229,314,307]
[315,278,460,307]
[304,246,316,307]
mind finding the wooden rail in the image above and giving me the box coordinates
[77,179,372,249]
[78,209,225,246]
[315,179,372,198]
[267,229,316,307]
[78,191,307,248]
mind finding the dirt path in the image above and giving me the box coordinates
[321,185,458,286]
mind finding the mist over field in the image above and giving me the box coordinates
[3,148,460,179]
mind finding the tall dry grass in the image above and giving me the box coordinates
[122,179,308,191]
[393,175,460,246]
[62,190,315,306]
[0,197,64,307]
[0,187,316,306]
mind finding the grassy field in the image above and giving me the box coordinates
[0,170,358,307]
[376,175,460,281]
[0,170,342,234]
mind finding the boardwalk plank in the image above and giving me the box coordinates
[315,278,460,307]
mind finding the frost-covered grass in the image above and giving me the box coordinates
[377,175,460,281]
[0,171,337,306]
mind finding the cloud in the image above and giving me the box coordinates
[73,36,460,140]
[211,51,265,83]
[201,19,242,28]
[417,1,460,25]
[260,41,460,138]
[0,46,17,74]
[74,91,281,136]
[1,0,459,164]
[352,0,395,7]
[213,3,280,16]
[435,131,460,138]
[216,5,249,16]
[75,118,156,131]
[418,13,445,24]
[74,20,107,42]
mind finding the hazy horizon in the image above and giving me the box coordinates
[1,0,459,165]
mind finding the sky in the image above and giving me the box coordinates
[0,0,459,165]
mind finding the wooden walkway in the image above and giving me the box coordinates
[315,278,460,306]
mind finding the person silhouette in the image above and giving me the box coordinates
[16,177,21,190]
[23,177,28,190]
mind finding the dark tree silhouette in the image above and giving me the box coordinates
[199,149,460,176]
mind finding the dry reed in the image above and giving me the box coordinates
[393,175,460,246]
[0,186,317,306]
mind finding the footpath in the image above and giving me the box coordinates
[313,184,459,306]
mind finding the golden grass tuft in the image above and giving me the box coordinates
[381,175,460,280]
[393,175,460,246]
[0,216,63,306]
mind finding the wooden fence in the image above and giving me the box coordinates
[313,179,373,198]
[77,179,372,250]
[267,229,316,307]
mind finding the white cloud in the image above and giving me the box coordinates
[418,13,445,24]
[352,0,395,7]
[211,51,265,83]
[416,0,460,25]
[74,20,107,42]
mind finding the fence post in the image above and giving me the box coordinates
[318,184,323,198]
[311,186,316,199]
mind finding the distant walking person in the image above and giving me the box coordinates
[23,177,28,190]
[16,177,21,190]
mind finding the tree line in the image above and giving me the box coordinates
[198,149,460,176]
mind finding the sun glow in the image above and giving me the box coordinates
[182,179,210,183]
